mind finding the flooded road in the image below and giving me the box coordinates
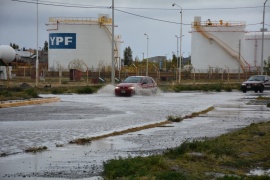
[0,88,269,179]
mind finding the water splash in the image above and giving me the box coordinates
[97,84,163,96]
[97,84,115,95]
[135,87,162,96]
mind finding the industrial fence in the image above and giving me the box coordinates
[4,64,266,87]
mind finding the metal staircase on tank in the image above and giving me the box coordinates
[98,16,121,71]
[194,25,250,73]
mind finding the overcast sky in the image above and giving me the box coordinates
[0,0,269,60]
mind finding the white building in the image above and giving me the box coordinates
[46,15,121,72]
[191,16,270,73]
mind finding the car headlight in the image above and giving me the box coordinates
[115,87,120,89]
[241,84,246,86]
[128,87,134,90]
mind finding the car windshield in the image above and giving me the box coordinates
[123,77,142,83]
[248,76,265,81]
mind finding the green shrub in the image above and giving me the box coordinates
[214,84,222,92]
[167,115,183,122]
[25,146,48,153]
[12,87,23,92]
[77,86,94,94]
[51,88,65,94]
[24,88,39,98]
[165,138,236,159]
[155,171,187,180]
[103,155,167,179]
[224,86,233,92]
[172,83,239,92]
[0,90,12,97]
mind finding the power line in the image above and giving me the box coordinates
[10,0,110,9]
[115,9,187,25]
[9,0,267,26]
[116,6,269,11]
[10,0,269,11]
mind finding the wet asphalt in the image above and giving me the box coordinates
[0,86,269,179]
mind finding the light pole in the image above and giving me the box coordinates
[111,0,115,84]
[36,0,39,87]
[260,0,268,75]
[165,53,168,71]
[175,35,179,72]
[172,3,182,83]
[182,52,185,67]
[144,33,149,76]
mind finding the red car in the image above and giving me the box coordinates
[115,76,158,96]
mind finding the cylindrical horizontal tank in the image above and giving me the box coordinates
[0,45,16,63]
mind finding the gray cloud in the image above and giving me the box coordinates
[0,0,269,59]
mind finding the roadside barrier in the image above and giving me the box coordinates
[0,97,60,108]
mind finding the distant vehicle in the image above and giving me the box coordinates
[241,75,270,93]
[115,76,158,96]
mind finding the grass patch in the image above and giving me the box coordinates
[257,96,270,100]
[72,107,214,145]
[103,156,174,179]
[42,85,102,94]
[255,96,270,108]
[24,146,48,153]
[171,83,239,92]
[76,86,94,94]
[167,115,183,122]
[69,121,171,145]
[167,106,214,122]
[102,121,270,179]
[0,87,40,101]
[24,88,39,98]
[0,85,103,101]
[1,82,239,101]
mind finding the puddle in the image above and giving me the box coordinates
[247,168,270,176]
[1,91,270,179]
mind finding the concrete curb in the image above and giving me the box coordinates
[0,97,61,108]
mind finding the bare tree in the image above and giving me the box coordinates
[68,59,86,71]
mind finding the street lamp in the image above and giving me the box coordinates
[111,0,115,84]
[175,35,179,71]
[36,0,39,87]
[172,3,183,83]
[164,53,168,70]
[260,0,269,75]
[144,33,149,76]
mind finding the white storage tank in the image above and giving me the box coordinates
[244,32,270,70]
[0,45,16,63]
[191,16,248,73]
[46,15,121,71]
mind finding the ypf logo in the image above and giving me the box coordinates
[49,33,76,49]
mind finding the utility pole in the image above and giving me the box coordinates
[36,0,39,87]
[111,0,115,85]
[260,0,269,75]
